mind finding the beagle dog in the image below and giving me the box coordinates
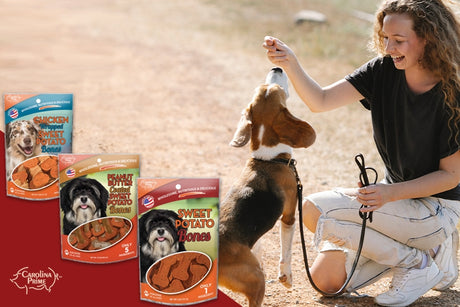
[218,68,315,307]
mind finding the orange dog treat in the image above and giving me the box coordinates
[163,279,185,293]
[195,254,209,266]
[98,219,118,242]
[12,167,28,184]
[73,227,91,250]
[68,217,132,251]
[49,165,58,178]
[22,157,39,169]
[39,156,57,172]
[90,221,105,237]
[119,223,130,237]
[30,172,50,189]
[109,233,121,244]
[38,156,49,163]
[170,253,193,281]
[68,233,78,245]
[28,165,42,177]
[111,217,125,228]
[186,264,208,288]
[147,252,211,294]
[14,179,29,189]
[152,256,178,289]
[82,222,92,238]
[11,155,59,190]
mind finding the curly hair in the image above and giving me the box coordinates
[371,0,460,147]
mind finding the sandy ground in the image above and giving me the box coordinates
[1,1,459,306]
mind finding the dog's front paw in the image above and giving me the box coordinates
[278,262,292,288]
[278,272,292,288]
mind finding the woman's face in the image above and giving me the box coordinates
[381,13,426,72]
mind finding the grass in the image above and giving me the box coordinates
[202,0,381,67]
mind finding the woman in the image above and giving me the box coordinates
[263,0,460,306]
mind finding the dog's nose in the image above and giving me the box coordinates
[80,196,88,203]
[158,229,165,236]
[266,67,289,97]
[24,137,31,145]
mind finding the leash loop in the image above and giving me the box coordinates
[354,153,378,222]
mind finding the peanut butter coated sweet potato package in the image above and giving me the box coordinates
[138,178,219,305]
[58,154,139,264]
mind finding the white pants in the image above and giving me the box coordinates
[306,189,460,288]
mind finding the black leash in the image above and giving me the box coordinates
[296,153,377,297]
[355,153,378,223]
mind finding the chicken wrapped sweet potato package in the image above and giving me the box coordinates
[4,93,73,200]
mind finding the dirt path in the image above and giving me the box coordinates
[1,1,458,306]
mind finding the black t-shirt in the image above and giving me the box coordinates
[345,56,460,200]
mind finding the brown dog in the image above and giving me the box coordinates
[218,68,315,306]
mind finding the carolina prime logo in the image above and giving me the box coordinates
[10,267,62,294]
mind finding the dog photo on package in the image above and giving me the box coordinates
[138,178,219,305]
[59,154,139,264]
[4,93,73,200]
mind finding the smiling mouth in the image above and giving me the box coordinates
[156,237,166,242]
[392,55,405,63]
[18,144,34,155]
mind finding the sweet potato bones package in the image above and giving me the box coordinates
[138,178,219,305]
[58,154,139,264]
[4,94,73,200]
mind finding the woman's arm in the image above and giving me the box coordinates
[263,36,364,112]
[358,150,460,211]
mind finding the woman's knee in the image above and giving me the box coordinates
[302,199,321,233]
[310,250,347,294]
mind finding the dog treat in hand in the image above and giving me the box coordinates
[147,252,211,294]
[68,217,131,251]
[11,155,58,190]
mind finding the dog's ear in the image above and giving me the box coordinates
[60,180,73,212]
[140,214,152,241]
[229,105,252,147]
[5,123,13,147]
[273,108,316,148]
[93,180,109,214]
[29,120,41,134]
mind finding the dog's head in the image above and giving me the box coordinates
[6,120,41,158]
[230,68,315,157]
[139,209,187,261]
[60,177,108,226]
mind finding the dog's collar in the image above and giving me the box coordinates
[253,157,302,191]
[253,157,296,167]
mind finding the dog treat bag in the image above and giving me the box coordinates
[59,154,139,264]
[138,178,219,305]
[4,93,73,200]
